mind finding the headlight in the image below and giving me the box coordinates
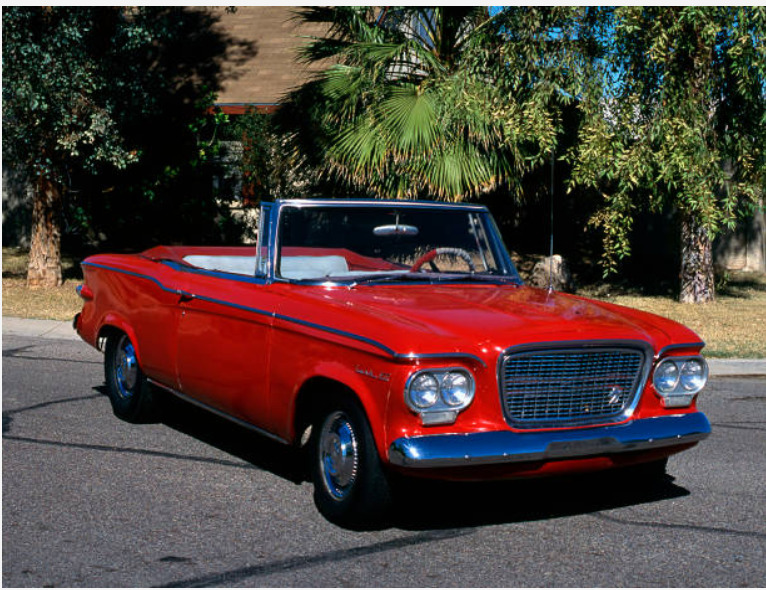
[653,356,708,407]
[654,360,680,394]
[441,371,472,406]
[408,373,439,409]
[680,359,707,392]
[405,368,475,425]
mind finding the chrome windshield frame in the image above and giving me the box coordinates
[262,198,522,286]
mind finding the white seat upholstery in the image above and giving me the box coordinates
[182,254,349,280]
[279,255,349,280]
[183,255,257,276]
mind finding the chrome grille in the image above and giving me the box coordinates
[500,347,647,428]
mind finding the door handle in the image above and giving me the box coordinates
[178,291,195,303]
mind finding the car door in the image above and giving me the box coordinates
[173,204,279,432]
[173,269,280,431]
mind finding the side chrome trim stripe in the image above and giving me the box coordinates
[83,262,487,367]
[147,379,289,445]
[271,310,398,357]
[83,261,176,295]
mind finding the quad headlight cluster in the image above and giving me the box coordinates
[652,356,708,408]
[406,368,475,425]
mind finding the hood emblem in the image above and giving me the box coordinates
[607,385,624,405]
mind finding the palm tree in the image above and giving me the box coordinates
[282,7,584,201]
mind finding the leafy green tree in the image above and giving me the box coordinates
[2,7,246,286]
[229,107,322,202]
[570,7,766,303]
[283,7,602,201]
[3,8,137,286]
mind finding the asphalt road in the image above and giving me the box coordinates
[3,334,765,587]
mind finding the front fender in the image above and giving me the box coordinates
[287,359,393,456]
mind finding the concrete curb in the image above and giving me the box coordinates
[705,359,766,377]
[2,316,81,341]
[3,316,766,376]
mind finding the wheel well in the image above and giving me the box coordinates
[97,325,124,352]
[293,377,362,448]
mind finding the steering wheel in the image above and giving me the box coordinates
[410,247,476,273]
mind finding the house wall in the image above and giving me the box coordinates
[714,204,766,273]
[207,6,329,110]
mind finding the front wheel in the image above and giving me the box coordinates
[310,399,392,528]
[104,333,157,423]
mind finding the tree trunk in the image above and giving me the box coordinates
[679,213,715,304]
[26,175,63,288]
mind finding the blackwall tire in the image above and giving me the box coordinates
[310,398,392,529]
[104,333,157,423]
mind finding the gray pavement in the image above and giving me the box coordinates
[3,316,765,376]
[3,332,766,587]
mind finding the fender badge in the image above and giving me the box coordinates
[355,365,391,383]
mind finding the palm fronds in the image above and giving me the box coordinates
[282,6,579,201]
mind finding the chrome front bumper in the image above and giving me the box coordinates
[388,412,711,468]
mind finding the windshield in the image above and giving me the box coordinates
[275,204,520,283]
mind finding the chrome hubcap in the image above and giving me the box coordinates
[319,411,359,500]
[114,335,138,399]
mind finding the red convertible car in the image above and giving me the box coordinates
[75,199,710,526]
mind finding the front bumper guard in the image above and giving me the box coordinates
[388,412,711,468]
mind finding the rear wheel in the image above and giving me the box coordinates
[104,333,157,423]
[310,398,392,528]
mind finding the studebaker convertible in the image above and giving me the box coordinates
[75,199,711,526]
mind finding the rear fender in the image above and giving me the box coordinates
[97,313,143,366]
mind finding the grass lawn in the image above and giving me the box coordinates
[2,247,83,321]
[3,247,765,357]
[583,275,766,358]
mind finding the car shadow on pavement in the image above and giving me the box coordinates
[385,472,690,531]
[156,392,308,484]
[149,389,690,531]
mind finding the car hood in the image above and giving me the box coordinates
[286,283,701,360]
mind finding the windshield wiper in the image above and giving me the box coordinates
[431,273,521,285]
[348,273,423,286]
[348,272,521,287]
